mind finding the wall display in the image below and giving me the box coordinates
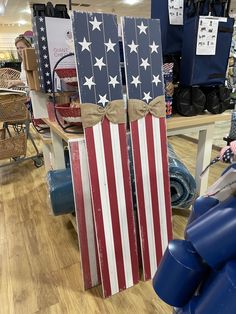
[68,139,101,290]
[122,16,172,280]
[32,16,75,93]
[72,11,139,297]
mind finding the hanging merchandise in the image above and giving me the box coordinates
[180,14,234,86]
[151,0,184,55]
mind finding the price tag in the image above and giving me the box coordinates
[196,16,219,55]
[168,0,184,25]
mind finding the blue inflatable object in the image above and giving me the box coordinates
[152,239,207,307]
[47,168,75,215]
[186,195,219,226]
[177,261,236,314]
[180,16,234,86]
[186,195,236,268]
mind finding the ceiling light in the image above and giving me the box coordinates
[18,20,27,25]
[123,0,142,5]
[21,7,31,14]
[0,3,5,16]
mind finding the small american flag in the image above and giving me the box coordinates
[72,11,139,297]
[122,17,173,280]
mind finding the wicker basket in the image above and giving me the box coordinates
[0,133,27,160]
[0,128,5,140]
[55,68,78,86]
[55,103,82,126]
[0,96,28,122]
[0,68,20,88]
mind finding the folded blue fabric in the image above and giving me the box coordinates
[47,168,75,215]
[168,144,196,209]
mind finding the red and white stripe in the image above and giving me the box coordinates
[130,114,172,280]
[85,118,139,297]
[68,139,101,290]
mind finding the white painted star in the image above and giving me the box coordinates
[108,75,119,88]
[131,75,141,88]
[98,94,109,107]
[89,17,102,31]
[39,17,43,22]
[44,63,49,68]
[43,55,48,59]
[137,22,148,34]
[105,39,116,52]
[143,92,152,103]
[152,74,161,86]
[150,41,159,53]
[40,27,45,31]
[45,72,50,76]
[79,37,91,52]
[46,80,51,85]
[41,36,46,41]
[94,57,106,70]
[42,45,47,50]
[140,58,150,70]
[47,89,52,93]
[83,76,96,90]
[128,40,138,53]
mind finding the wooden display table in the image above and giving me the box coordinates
[43,111,230,196]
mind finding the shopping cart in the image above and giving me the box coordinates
[0,93,44,168]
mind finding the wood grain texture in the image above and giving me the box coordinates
[0,127,228,313]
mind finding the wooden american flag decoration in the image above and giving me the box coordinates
[121,17,173,280]
[68,139,101,290]
[72,12,139,297]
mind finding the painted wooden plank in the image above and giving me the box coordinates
[68,139,101,290]
[122,16,173,280]
[72,12,139,297]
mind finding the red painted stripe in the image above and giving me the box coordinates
[69,141,92,289]
[131,120,151,280]
[145,114,162,265]
[118,123,139,284]
[159,118,173,241]
[85,127,111,297]
[101,117,126,291]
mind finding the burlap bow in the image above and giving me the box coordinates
[128,95,166,122]
[80,99,126,128]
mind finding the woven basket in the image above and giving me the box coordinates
[55,68,78,86]
[55,103,82,126]
[0,96,28,122]
[0,68,20,88]
[55,68,76,78]
[0,128,5,140]
[0,133,27,160]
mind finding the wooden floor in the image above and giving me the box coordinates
[0,133,227,314]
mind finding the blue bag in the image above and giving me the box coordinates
[151,0,183,55]
[180,16,234,86]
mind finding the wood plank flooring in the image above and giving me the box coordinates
[0,131,228,314]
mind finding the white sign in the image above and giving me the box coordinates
[168,0,184,25]
[45,17,75,73]
[196,16,219,55]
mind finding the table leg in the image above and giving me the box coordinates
[51,130,66,169]
[195,124,214,196]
